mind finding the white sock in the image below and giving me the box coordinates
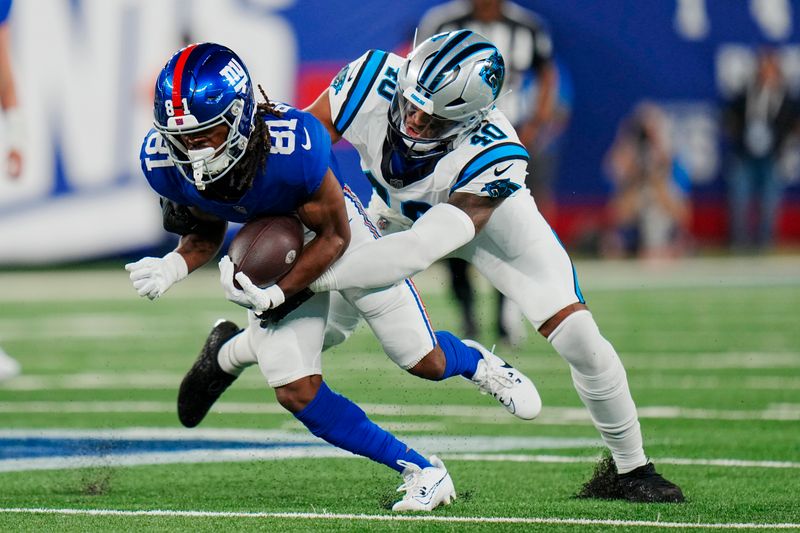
[217,328,258,376]
[548,310,647,473]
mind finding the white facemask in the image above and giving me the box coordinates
[188,146,232,189]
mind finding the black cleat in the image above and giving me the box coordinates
[618,462,685,503]
[578,455,685,503]
[177,319,242,428]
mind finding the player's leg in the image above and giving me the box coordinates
[468,192,683,502]
[447,257,478,338]
[338,279,540,420]
[257,290,455,511]
[336,188,541,419]
[322,290,363,350]
[177,309,266,427]
[177,319,244,427]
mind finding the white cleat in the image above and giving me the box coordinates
[463,339,541,420]
[392,455,456,512]
[0,347,21,382]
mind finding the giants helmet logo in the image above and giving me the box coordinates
[219,59,249,93]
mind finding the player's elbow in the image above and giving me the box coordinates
[331,232,350,261]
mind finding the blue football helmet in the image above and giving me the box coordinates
[153,42,256,190]
[388,30,505,157]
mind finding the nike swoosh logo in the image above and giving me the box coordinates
[301,127,312,150]
[413,474,447,505]
[505,398,516,414]
[494,163,513,176]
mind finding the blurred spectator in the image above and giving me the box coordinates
[417,0,559,344]
[723,48,800,251]
[602,102,692,259]
[0,0,22,382]
[0,0,21,179]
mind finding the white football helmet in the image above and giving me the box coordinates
[388,30,505,153]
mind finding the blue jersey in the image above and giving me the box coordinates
[0,0,11,25]
[139,106,334,223]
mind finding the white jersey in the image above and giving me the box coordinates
[328,50,530,231]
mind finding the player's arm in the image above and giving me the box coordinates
[0,22,23,178]
[173,205,228,272]
[220,169,350,313]
[276,168,350,297]
[305,50,378,145]
[311,136,528,291]
[125,200,227,300]
[305,88,342,144]
[310,193,503,292]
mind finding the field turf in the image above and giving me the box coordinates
[0,256,798,531]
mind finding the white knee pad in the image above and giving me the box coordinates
[323,292,361,351]
[547,310,615,377]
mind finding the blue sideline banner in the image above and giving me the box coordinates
[0,0,797,263]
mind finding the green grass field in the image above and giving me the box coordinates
[0,257,798,532]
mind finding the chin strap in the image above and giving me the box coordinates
[192,161,206,190]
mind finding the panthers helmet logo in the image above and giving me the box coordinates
[479,51,505,99]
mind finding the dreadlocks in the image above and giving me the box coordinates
[252,84,285,158]
[219,85,284,199]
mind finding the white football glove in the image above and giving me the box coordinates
[218,255,285,313]
[125,251,188,300]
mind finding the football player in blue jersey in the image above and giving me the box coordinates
[126,42,540,511]
[299,31,685,503]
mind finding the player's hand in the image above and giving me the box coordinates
[218,255,286,312]
[125,252,188,300]
[7,149,22,179]
[219,255,252,308]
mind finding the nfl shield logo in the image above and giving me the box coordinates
[233,205,247,214]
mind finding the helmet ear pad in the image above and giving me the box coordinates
[152,42,257,190]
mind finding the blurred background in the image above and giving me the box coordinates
[0,0,798,264]
[0,5,798,524]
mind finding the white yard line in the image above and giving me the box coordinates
[2,368,799,391]
[0,256,798,303]
[0,401,798,422]
[444,454,800,469]
[0,427,597,449]
[2,451,798,474]
[0,428,796,472]
[0,507,797,529]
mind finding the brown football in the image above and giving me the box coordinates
[228,215,304,289]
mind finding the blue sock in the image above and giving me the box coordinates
[436,330,482,379]
[294,381,432,473]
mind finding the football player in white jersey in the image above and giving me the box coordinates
[301,30,685,503]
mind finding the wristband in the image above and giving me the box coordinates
[164,251,189,282]
[265,284,285,307]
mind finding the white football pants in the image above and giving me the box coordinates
[217,186,437,387]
